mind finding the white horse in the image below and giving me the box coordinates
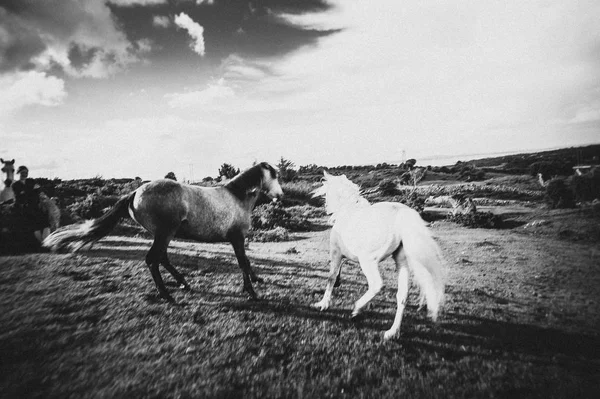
[312,171,446,340]
[1,158,16,205]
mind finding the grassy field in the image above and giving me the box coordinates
[1,205,599,398]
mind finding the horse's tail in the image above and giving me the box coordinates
[397,208,446,321]
[43,191,136,252]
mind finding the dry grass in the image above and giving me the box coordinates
[1,209,599,398]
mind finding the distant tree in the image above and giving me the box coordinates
[277,157,297,182]
[164,172,177,181]
[218,163,240,180]
[298,164,320,174]
[405,159,417,170]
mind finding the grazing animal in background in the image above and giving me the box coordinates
[0,158,16,205]
[312,171,446,340]
[44,162,284,302]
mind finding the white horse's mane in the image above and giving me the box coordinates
[312,172,369,223]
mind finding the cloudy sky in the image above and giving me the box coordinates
[1,0,599,180]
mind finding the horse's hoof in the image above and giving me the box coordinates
[252,276,264,284]
[179,283,192,291]
[312,301,329,312]
[383,331,398,341]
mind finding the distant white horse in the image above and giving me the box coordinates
[1,159,15,205]
[312,171,446,340]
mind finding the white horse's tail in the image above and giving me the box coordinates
[397,209,446,321]
[43,192,135,252]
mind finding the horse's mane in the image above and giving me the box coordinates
[313,174,369,221]
[224,162,277,201]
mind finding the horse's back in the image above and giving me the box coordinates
[333,202,414,260]
[132,180,245,241]
[132,179,188,232]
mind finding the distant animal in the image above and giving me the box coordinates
[312,171,446,340]
[44,162,283,302]
[1,158,15,205]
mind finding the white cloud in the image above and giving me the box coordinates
[196,0,215,5]
[166,80,235,108]
[152,15,171,28]
[174,13,206,56]
[3,0,145,79]
[0,71,66,114]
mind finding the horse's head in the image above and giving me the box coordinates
[259,162,284,201]
[312,171,363,215]
[1,159,15,185]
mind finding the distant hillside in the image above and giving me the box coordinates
[294,144,600,183]
[464,144,600,174]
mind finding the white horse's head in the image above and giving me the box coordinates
[1,158,15,186]
[312,171,366,215]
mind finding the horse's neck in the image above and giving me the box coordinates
[0,187,15,202]
[328,196,369,224]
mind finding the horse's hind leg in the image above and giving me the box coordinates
[313,247,343,311]
[161,253,191,290]
[351,258,383,318]
[230,236,258,300]
[384,251,410,340]
[146,234,174,302]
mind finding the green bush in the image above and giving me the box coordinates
[447,211,503,228]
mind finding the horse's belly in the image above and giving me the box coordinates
[175,220,229,242]
[334,214,402,261]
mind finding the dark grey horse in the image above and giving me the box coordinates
[44,162,283,301]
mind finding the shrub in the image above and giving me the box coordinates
[529,161,574,179]
[447,211,503,228]
[67,194,120,220]
[544,178,575,209]
[248,227,290,242]
[393,191,426,213]
[570,168,600,202]
[280,181,320,206]
[251,203,311,232]
[379,179,400,196]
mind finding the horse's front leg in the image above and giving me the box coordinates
[230,236,258,300]
[313,247,343,311]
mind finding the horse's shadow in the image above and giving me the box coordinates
[62,237,600,372]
